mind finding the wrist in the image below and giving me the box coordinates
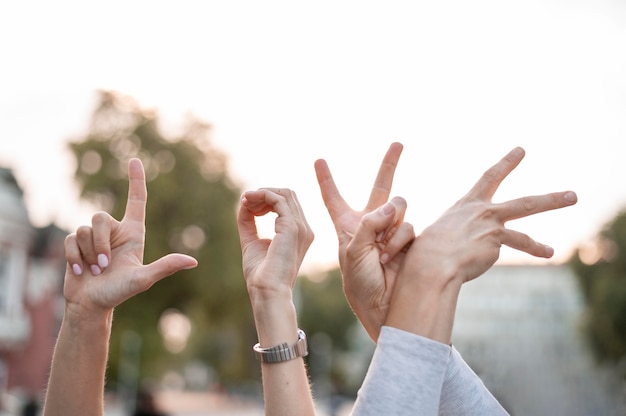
[386,272,462,344]
[63,302,114,334]
[344,291,386,342]
[250,295,300,348]
[247,282,294,304]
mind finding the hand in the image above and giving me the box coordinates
[63,158,198,316]
[386,147,578,343]
[237,188,317,416]
[315,142,410,340]
[238,188,314,302]
[402,146,578,287]
[343,197,415,340]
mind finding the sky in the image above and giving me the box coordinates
[1,0,625,272]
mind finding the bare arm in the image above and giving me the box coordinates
[238,188,316,416]
[43,159,197,416]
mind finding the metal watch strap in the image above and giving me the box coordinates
[253,329,308,363]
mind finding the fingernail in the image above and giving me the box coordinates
[511,147,524,156]
[380,253,390,264]
[380,202,394,216]
[72,264,83,276]
[98,254,109,268]
[376,231,385,243]
[90,265,102,276]
[544,245,554,257]
[564,191,577,203]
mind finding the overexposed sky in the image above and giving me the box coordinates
[1,0,625,271]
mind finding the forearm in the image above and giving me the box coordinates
[250,293,316,416]
[385,275,461,345]
[43,306,113,416]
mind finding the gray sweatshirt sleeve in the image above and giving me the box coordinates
[351,326,509,416]
[438,346,509,415]
[350,326,451,416]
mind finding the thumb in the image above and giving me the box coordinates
[351,202,397,250]
[141,253,198,286]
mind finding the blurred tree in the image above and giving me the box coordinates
[570,208,626,363]
[299,269,357,350]
[298,268,365,396]
[68,91,256,389]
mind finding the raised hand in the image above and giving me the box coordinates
[238,188,314,302]
[386,147,578,344]
[314,142,410,341]
[403,146,577,286]
[237,188,316,416]
[45,158,197,416]
[63,158,198,314]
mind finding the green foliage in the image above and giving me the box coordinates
[69,91,255,387]
[69,90,363,394]
[298,268,367,395]
[299,268,357,351]
[570,208,626,362]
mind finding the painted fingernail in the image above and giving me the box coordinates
[380,253,390,264]
[90,265,102,276]
[72,264,83,276]
[564,192,577,203]
[98,254,109,269]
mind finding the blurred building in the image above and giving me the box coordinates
[453,264,626,415]
[0,167,66,409]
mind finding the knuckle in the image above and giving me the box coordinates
[76,225,92,239]
[550,193,560,207]
[481,166,501,185]
[400,222,414,235]
[521,196,536,212]
[361,214,377,228]
[64,233,76,245]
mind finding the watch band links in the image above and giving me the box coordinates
[253,329,308,363]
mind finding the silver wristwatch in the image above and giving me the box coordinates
[253,329,309,363]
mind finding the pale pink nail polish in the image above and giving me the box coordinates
[72,264,83,276]
[90,265,102,276]
[98,254,109,268]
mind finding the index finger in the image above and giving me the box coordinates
[466,147,525,201]
[123,158,147,224]
[364,142,403,211]
[314,158,350,220]
[237,195,262,249]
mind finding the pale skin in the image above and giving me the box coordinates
[42,147,578,416]
[385,146,578,343]
[315,144,578,344]
[43,159,198,416]
[43,162,317,416]
[238,188,316,416]
[314,142,411,341]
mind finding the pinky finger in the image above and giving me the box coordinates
[380,222,415,264]
[501,229,554,258]
[64,234,84,276]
